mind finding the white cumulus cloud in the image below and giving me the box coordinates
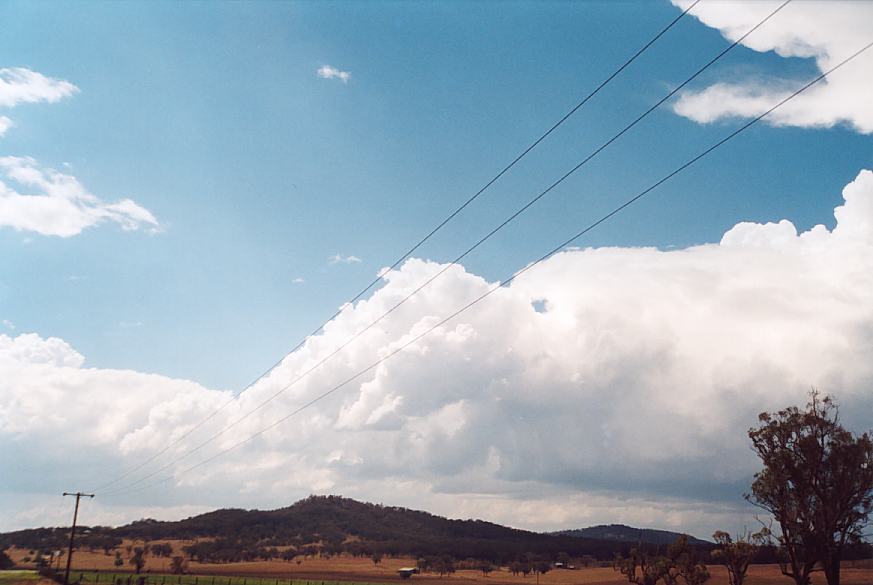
[671,1,873,133]
[317,65,351,83]
[2,170,873,536]
[0,156,160,237]
[0,116,12,137]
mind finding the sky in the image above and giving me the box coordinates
[1,0,872,539]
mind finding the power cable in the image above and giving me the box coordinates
[104,22,872,501]
[97,0,789,496]
[88,0,701,494]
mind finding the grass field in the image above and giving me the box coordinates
[0,571,41,583]
[7,546,873,585]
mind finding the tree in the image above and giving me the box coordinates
[614,547,669,585]
[668,536,709,585]
[130,547,146,574]
[747,392,873,585]
[533,561,551,585]
[711,530,763,585]
[433,557,455,578]
[479,562,494,576]
[520,563,532,578]
[371,552,382,566]
[150,544,173,558]
[114,551,124,569]
[0,549,14,570]
[170,556,187,575]
[33,553,48,568]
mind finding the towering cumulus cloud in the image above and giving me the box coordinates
[671,1,873,133]
[2,171,873,534]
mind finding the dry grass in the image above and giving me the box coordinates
[7,544,873,585]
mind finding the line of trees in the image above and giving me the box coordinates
[614,535,710,585]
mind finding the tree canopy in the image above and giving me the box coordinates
[747,392,873,585]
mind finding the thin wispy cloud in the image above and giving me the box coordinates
[328,253,362,265]
[1,320,15,331]
[317,65,351,83]
[292,277,305,284]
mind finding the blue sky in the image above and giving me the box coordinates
[2,0,869,390]
[2,1,873,535]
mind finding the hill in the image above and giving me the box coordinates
[0,495,708,563]
[554,524,710,546]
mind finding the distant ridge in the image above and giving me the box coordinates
[1,496,711,561]
[555,524,711,546]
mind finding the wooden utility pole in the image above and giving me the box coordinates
[62,492,94,585]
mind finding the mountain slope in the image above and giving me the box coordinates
[555,524,710,546]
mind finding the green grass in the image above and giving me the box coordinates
[0,571,41,583]
[69,573,387,585]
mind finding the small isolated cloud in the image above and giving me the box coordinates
[670,1,873,133]
[0,116,12,137]
[292,277,306,284]
[0,67,78,108]
[328,253,362,265]
[317,65,351,83]
[1,320,15,331]
[0,156,160,237]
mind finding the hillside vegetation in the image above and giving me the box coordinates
[0,496,700,563]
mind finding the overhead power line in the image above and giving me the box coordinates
[98,0,789,499]
[97,0,789,497]
[89,1,701,494]
[104,15,870,503]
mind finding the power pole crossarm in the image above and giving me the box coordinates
[63,492,95,585]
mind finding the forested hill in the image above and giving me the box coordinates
[0,495,708,562]
[113,495,642,559]
[554,524,711,546]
